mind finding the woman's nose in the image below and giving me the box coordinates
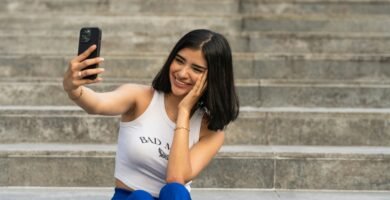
[177,66,190,79]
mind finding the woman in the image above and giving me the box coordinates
[63,29,239,200]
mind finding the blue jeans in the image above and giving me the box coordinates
[111,182,192,200]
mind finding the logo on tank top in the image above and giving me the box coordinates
[158,148,169,160]
[139,136,171,160]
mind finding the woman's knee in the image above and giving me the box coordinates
[159,182,191,200]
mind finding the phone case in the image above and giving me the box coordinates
[78,27,102,80]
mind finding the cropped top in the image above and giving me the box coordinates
[114,90,203,197]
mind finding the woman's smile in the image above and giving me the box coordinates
[173,76,192,89]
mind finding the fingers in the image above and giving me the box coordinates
[64,65,104,92]
[69,44,104,71]
[78,77,103,85]
[70,77,103,89]
[201,71,208,85]
[195,71,208,95]
[64,45,105,92]
[200,80,207,94]
[72,45,97,63]
[74,68,105,80]
[178,71,208,112]
[75,57,104,71]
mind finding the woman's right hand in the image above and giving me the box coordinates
[63,45,105,93]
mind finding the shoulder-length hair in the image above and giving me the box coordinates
[152,29,239,131]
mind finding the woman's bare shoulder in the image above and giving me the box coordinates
[118,83,152,93]
[120,84,155,118]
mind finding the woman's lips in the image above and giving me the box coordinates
[173,77,191,89]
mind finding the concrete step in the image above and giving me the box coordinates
[0,15,241,35]
[0,144,389,190]
[0,79,257,107]
[235,32,390,54]
[1,0,239,16]
[241,0,390,16]
[4,14,390,34]
[1,187,390,200]
[4,0,390,17]
[1,54,390,81]
[250,54,390,81]
[243,14,390,33]
[2,106,390,146]
[3,32,390,55]
[0,54,252,80]
[1,79,390,107]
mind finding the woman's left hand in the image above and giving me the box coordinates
[178,71,208,114]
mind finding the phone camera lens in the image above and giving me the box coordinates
[80,29,92,43]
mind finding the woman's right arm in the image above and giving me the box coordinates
[63,45,139,116]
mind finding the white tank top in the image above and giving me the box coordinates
[114,90,203,197]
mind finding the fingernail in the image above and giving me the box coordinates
[100,68,105,72]
[100,57,104,61]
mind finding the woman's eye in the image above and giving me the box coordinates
[192,67,203,73]
[175,58,184,64]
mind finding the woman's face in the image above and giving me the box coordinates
[169,48,208,97]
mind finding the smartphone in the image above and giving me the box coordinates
[78,27,102,80]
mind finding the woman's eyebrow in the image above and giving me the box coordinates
[176,54,207,69]
[176,54,185,60]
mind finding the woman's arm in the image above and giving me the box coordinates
[187,123,224,182]
[166,115,225,184]
[63,45,139,116]
[165,109,192,183]
[166,72,223,184]
[67,84,143,116]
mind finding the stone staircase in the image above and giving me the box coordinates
[1,0,390,199]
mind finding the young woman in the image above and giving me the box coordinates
[63,29,239,200]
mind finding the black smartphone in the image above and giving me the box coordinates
[78,27,102,80]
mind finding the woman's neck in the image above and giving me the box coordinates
[165,92,183,107]
[164,92,184,122]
